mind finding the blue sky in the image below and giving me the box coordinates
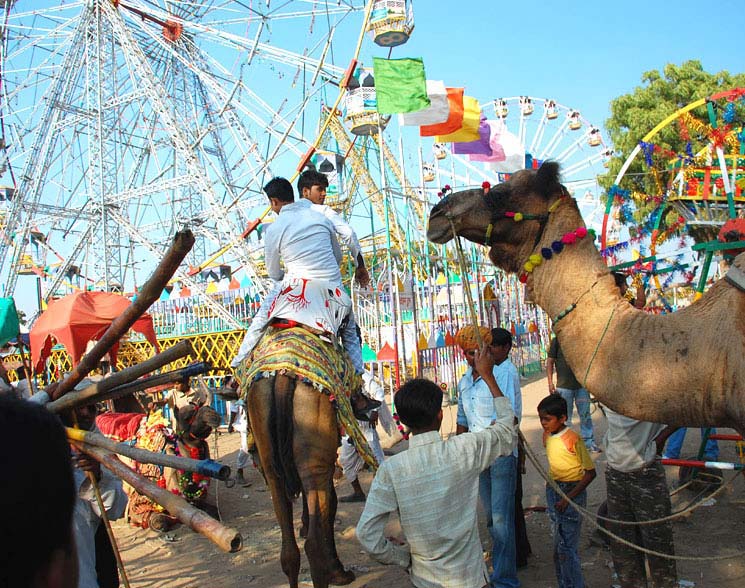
[386,0,744,130]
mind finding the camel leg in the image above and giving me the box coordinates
[248,380,301,588]
[299,494,309,539]
[293,385,354,588]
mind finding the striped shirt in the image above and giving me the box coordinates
[356,397,516,588]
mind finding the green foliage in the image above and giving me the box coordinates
[603,60,745,203]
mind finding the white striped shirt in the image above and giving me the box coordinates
[356,397,516,588]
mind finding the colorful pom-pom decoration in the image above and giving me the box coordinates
[514,212,524,222]
[541,247,553,260]
[551,241,564,253]
[528,253,543,266]
[562,233,577,245]
[575,227,588,239]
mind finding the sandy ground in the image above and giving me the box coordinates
[113,375,745,587]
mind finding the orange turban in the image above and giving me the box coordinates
[454,326,492,351]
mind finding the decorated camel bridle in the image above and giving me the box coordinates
[441,181,592,286]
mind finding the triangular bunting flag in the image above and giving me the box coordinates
[373,57,430,115]
[417,333,429,350]
[377,342,397,362]
[444,331,455,346]
[420,88,464,137]
[435,96,480,143]
[398,80,449,126]
[362,343,378,363]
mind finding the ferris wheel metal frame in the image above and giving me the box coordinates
[0,0,365,320]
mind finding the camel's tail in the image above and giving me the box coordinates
[269,375,302,498]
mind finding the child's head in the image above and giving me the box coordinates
[537,394,568,434]
[394,378,443,432]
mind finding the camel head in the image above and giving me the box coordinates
[427,161,567,273]
[175,402,221,442]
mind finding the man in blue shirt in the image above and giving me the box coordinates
[456,326,522,588]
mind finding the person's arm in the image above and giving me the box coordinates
[356,466,411,569]
[546,357,556,394]
[554,468,596,513]
[76,460,128,520]
[634,285,647,309]
[455,375,469,435]
[317,205,370,287]
[654,425,681,456]
[263,227,284,282]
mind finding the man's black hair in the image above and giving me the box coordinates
[0,396,76,587]
[490,327,512,350]
[263,177,294,203]
[297,169,329,195]
[537,394,568,418]
[394,378,442,430]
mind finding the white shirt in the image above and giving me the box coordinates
[73,462,127,588]
[310,202,362,266]
[356,397,516,588]
[264,199,342,283]
[456,358,521,456]
[603,407,665,472]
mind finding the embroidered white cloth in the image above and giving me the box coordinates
[356,397,516,588]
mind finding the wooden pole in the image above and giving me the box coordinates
[47,339,194,412]
[66,427,230,481]
[52,230,195,399]
[74,441,243,553]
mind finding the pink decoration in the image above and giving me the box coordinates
[575,227,588,238]
[561,233,577,245]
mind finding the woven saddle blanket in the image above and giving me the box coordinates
[234,326,377,470]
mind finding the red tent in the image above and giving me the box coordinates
[30,291,159,372]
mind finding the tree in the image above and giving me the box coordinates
[602,61,745,208]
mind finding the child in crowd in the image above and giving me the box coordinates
[538,394,596,588]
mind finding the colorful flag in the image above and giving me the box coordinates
[435,96,481,143]
[420,88,464,137]
[373,57,430,115]
[452,118,492,156]
[469,120,507,162]
[398,80,449,126]
[484,128,526,173]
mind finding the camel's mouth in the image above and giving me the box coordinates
[426,214,454,244]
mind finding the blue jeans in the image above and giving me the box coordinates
[556,388,595,447]
[546,482,586,588]
[663,428,719,460]
[479,455,519,588]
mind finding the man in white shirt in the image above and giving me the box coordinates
[297,169,370,288]
[338,368,387,502]
[357,349,516,588]
[456,326,522,588]
[231,177,367,373]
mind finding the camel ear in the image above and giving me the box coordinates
[534,161,561,199]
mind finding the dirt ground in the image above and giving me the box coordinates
[113,375,745,587]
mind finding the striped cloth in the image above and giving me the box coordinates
[234,326,378,470]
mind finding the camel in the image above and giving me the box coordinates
[427,161,745,435]
[237,326,364,588]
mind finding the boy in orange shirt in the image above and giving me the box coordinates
[538,394,596,588]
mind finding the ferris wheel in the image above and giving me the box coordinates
[600,88,745,305]
[0,0,365,310]
[412,96,613,231]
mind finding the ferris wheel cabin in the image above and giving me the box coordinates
[368,0,415,47]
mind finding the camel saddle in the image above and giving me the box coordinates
[233,326,378,470]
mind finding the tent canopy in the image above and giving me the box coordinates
[30,291,159,372]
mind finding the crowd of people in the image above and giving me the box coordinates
[0,171,694,588]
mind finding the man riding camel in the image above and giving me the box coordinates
[231,176,378,417]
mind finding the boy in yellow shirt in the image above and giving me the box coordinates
[538,394,596,588]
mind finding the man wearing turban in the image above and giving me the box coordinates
[455,326,523,588]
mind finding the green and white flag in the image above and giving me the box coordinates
[373,57,429,115]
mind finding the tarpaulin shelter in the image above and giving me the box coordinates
[30,291,159,372]
[0,298,21,347]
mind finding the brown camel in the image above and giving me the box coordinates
[428,161,745,435]
[241,331,358,588]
